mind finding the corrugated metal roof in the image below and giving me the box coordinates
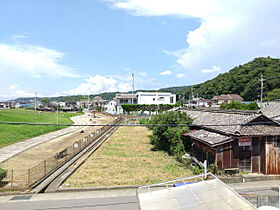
[137,173,256,210]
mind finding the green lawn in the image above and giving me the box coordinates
[0,109,82,148]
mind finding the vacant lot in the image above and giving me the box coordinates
[0,109,81,148]
[64,126,192,187]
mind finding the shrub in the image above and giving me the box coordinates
[0,168,7,181]
[148,111,193,162]
[220,101,258,110]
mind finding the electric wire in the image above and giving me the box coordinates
[0,121,275,127]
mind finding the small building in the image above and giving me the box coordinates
[211,94,243,106]
[182,109,280,174]
[104,100,117,114]
[137,92,176,105]
[115,93,137,114]
[261,101,280,123]
[91,96,108,109]
[0,101,14,109]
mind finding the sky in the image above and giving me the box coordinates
[0,0,279,100]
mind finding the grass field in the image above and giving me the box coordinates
[64,126,193,187]
[0,109,82,148]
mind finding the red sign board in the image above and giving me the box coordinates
[239,137,251,146]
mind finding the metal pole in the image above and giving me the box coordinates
[28,169,31,186]
[132,73,134,105]
[56,106,58,124]
[11,169,13,190]
[35,92,37,111]
[44,160,47,175]
[260,74,265,110]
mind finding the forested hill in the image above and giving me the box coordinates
[11,86,190,103]
[178,57,280,101]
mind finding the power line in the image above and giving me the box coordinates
[0,121,274,127]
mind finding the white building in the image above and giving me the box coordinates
[115,94,137,114]
[104,100,117,114]
[137,92,176,105]
[114,92,176,114]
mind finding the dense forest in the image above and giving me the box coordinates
[11,57,280,103]
[178,57,280,101]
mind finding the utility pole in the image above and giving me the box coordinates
[155,81,159,112]
[132,73,134,105]
[260,74,265,110]
[35,92,37,111]
[87,94,90,110]
[56,105,58,124]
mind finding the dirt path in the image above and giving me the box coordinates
[0,113,114,172]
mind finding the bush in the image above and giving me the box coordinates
[220,101,258,110]
[138,118,149,125]
[0,168,7,181]
[148,111,193,162]
[121,104,178,114]
[208,162,221,175]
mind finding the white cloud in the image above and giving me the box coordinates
[66,75,117,95]
[0,42,80,78]
[109,0,280,73]
[138,72,147,77]
[163,49,186,57]
[118,83,131,92]
[0,84,39,100]
[201,65,221,74]
[123,67,131,71]
[159,70,172,75]
[176,73,185,78]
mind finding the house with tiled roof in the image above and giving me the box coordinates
[211,94,243,106]
[180,108,280,174]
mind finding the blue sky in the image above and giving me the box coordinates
[0,0,279,100]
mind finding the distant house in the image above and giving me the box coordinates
[211,94,243,105]
[115,94,137,114]
[0,101,14,109]
[91,96,108,109]
[104,100,117,114]
[181,109,280,174]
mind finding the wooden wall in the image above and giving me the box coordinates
[265,136,280,174]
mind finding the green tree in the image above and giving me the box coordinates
[264,88,280,101]
[220,101,258,110]
[148,111,193,162]
[41,98,51,106]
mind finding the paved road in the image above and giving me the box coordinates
[1,180,279,209]
[0,189,139,210]
[0,114,88,163]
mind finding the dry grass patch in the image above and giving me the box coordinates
[64,126,192,187]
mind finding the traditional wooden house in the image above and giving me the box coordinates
[211,94,243,105]
[182,109,280,174]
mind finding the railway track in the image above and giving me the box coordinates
[30,118,123,193]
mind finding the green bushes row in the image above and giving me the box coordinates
[121,104,178,113]
[220,101,258,110]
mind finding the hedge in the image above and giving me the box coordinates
[121,104,178,112]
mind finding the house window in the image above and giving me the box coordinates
[159,97,165,101]
[153,98,155,101]
[170,96,174,103]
